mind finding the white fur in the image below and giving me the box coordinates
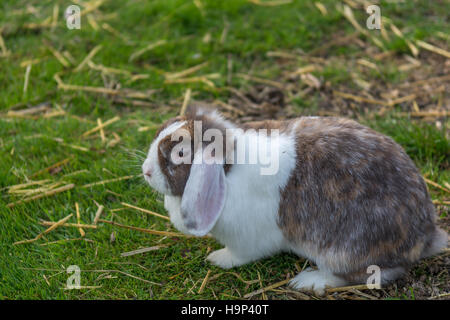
[290,268,347,296]
[159,125,298,267]
[206,128,297,266]
[164,195,192,234]
[421,228,448,258]
[143,121,186,195]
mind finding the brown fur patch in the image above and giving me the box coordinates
[277,116,439,276]
[240,119,296,133]
[155,106,233,195]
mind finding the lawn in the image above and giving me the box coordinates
[0,0,448,300]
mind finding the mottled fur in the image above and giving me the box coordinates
[277,117,446,284]
[143,105,448,294]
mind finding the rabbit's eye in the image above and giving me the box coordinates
[178,150,183,157]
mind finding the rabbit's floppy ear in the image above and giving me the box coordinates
[180,151,226,236]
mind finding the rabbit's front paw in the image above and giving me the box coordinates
[289,268,347,296]
[206,248,245,269]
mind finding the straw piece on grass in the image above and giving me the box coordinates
[62,169,89,178]
[179,89,192,116]
[98,219,188,238]
[417,40,450,59]
[23,64,31,94]
[169,271,184,280]
[102,23,130,43]
[56,82,118,95]
[7,184,75,208]
[81,116,120,137]
[24,17,52,30]
[357,59,377,70]
[40,238,94,246]
[14,213,73,245]
[248,0,293,6]
[55,78,150,99]
[86,13,99,30]
[388,23,419,57]
[63,285,102,290]
[436,31,449,41]
[220,22,229,44]
[7,104,51,116]
[120,202,170,221]
[113,97,154,108]
[75,202,85,237]
[399,74,450,88]
[237,73,284,89]
[47,46,70,67]
[208,272,259,285]
[399,111,448,118]
[314,2,327,15]
[424,178,450,194]
[326,284,372,293]
[20,58,42,68]
[386,93,417,106]
[42,109,66,119]
[97,118,106,142]
[106,132,121,148]
[80,0,106,15]
[223,86,259,109]
[341,4,384,49]
[129,40,167,62]
[165,62,209,80]
[244,279,290,298]
[0,32,10,57]
[288,65,319,77]
[128,74,150,82]
[30,157,71,178]
[266,51,299,60]
[39,220,97,229]
[213,100,245,116]
[46,136,90,152]
[87,60,131,76]
[93,204,105,224]
[198,270,212,294]
[81,175,134,188]
[74,45,102,72]
[164,75,216,87]
[121,245,167,257]
[428,292,450,300]
[333,91,386,105]
[7,179,51,192]
[51,4,59,29]
[433,200,450,206]
[9,184,63,197]
[257,271,268,300]
[350,288,379,300]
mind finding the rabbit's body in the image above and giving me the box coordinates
[165,121,298,267]
[143,106,447,295]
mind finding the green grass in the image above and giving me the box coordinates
[0,0,449,299]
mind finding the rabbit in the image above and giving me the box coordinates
[142,103,448,295]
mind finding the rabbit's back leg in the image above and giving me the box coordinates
[334,266,406,286]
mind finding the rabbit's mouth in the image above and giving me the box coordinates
[142,158,172,195]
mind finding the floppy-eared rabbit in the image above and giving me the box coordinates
[142,104,447,295]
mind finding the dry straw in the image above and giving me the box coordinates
[98,219,188,238]
[7,184,75,208]
[120,202,170,221]
[14,214,73,245]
